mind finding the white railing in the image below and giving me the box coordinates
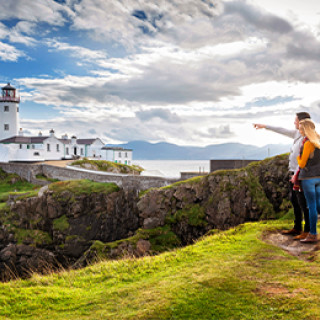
[0,96,20,102]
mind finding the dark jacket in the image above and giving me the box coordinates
[299,147,320,179]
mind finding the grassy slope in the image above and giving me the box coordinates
[1,219,320,320]
[0,171,39,206]
[70,159,143,174]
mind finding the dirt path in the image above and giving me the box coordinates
[36,160,73,167]
[264,231,319,260]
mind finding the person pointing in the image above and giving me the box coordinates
[253,112,311,239]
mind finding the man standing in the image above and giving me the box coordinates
[253,112,311,239]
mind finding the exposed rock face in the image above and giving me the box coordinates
[137,155,289,244]
[0,188,139,279]
[0,154,290,280]
[0,244,57,281]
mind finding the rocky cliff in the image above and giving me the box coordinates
[0,154,290,280]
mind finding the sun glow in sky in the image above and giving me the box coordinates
[1,0,320,147]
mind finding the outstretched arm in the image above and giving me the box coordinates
[253,123,296,139]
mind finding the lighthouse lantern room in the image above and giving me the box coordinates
[0,83,20,140]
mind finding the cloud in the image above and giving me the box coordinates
[46,39,108,63]
[0,41,26,61]
[135,108,181,123]
[8,21,38,46]
[224,1,293,34]
[70,0,222,47]
[0,0,72,26]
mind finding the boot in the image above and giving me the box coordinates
[293,232,309,240]
[300,233,318,243]
[281,228,301,236]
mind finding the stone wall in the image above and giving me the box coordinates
[0,162,178,190]
[210,159,260,172]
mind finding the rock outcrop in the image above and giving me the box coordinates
[0,185,140,279]
[137,155,289,244]
[0,154,290,280]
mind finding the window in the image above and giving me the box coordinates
[47,144,50,152]
[4,106,9,112]
[4,124,9,131]
[19,144,22,149]
[125,152,128,158]
[33,152,40,156]
[17,107,19,113]
[118,152,121,157]
[32,145,35,149]
[80,148,84,155]
[56,144,60,152]
[27,145,30,149]
[66,147,69,155]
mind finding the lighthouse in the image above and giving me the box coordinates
[0,83,20,140]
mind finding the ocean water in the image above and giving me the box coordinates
[133,160,210,178]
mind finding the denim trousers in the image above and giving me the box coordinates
[301,178,320,235]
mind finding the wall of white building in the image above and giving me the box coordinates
[86,140,105,158]
[0,102,19,140]
[102,149,132,165]
[42,136,66,160]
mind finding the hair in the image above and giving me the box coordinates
[299,119,320,149]
[296,112,311,121]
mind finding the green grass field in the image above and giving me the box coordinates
[0,220,319,320]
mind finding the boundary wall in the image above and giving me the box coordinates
[0,162,179,191]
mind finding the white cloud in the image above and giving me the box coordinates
[0,41,26,61]
[0,0,72,26]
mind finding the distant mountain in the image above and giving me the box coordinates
[106,141,291,160]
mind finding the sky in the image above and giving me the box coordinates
[0,0,320,147]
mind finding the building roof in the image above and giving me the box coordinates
[102,147,133,151]
[0,135,106,146]
[2,83,16,90]
[76,139,97,145]
[0,136,49,144]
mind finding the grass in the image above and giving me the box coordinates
[70,158,144,174]
[1,220,320,319]
[48,179,120,196]
[0,169,39,208]
[35,174,59,183]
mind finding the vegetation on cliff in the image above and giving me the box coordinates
[1,221,320,319]
[70,158,144,174]
[0,168,39,210]
[48,179,120,197]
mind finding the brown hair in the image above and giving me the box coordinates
[296,112,311,121]
[299,119,320,149]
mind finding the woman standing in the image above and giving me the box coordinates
[297,119,320,243]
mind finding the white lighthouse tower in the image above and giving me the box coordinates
[0,83,20,140]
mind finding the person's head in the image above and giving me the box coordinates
[299,119,320,149]
[294,112,311,129]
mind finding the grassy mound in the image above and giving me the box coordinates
[70,158,143,174]
[1,220,320,319]
[48,179,120,196]
[0,168,39,209]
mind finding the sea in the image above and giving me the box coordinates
[132,160,210,179]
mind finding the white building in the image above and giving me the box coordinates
[0,83,133,164]
[101,147,133,165]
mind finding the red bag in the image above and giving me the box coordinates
[291,169,301,191]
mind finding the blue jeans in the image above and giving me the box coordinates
[301,178,320,235]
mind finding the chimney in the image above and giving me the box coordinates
[49,129,55,137]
